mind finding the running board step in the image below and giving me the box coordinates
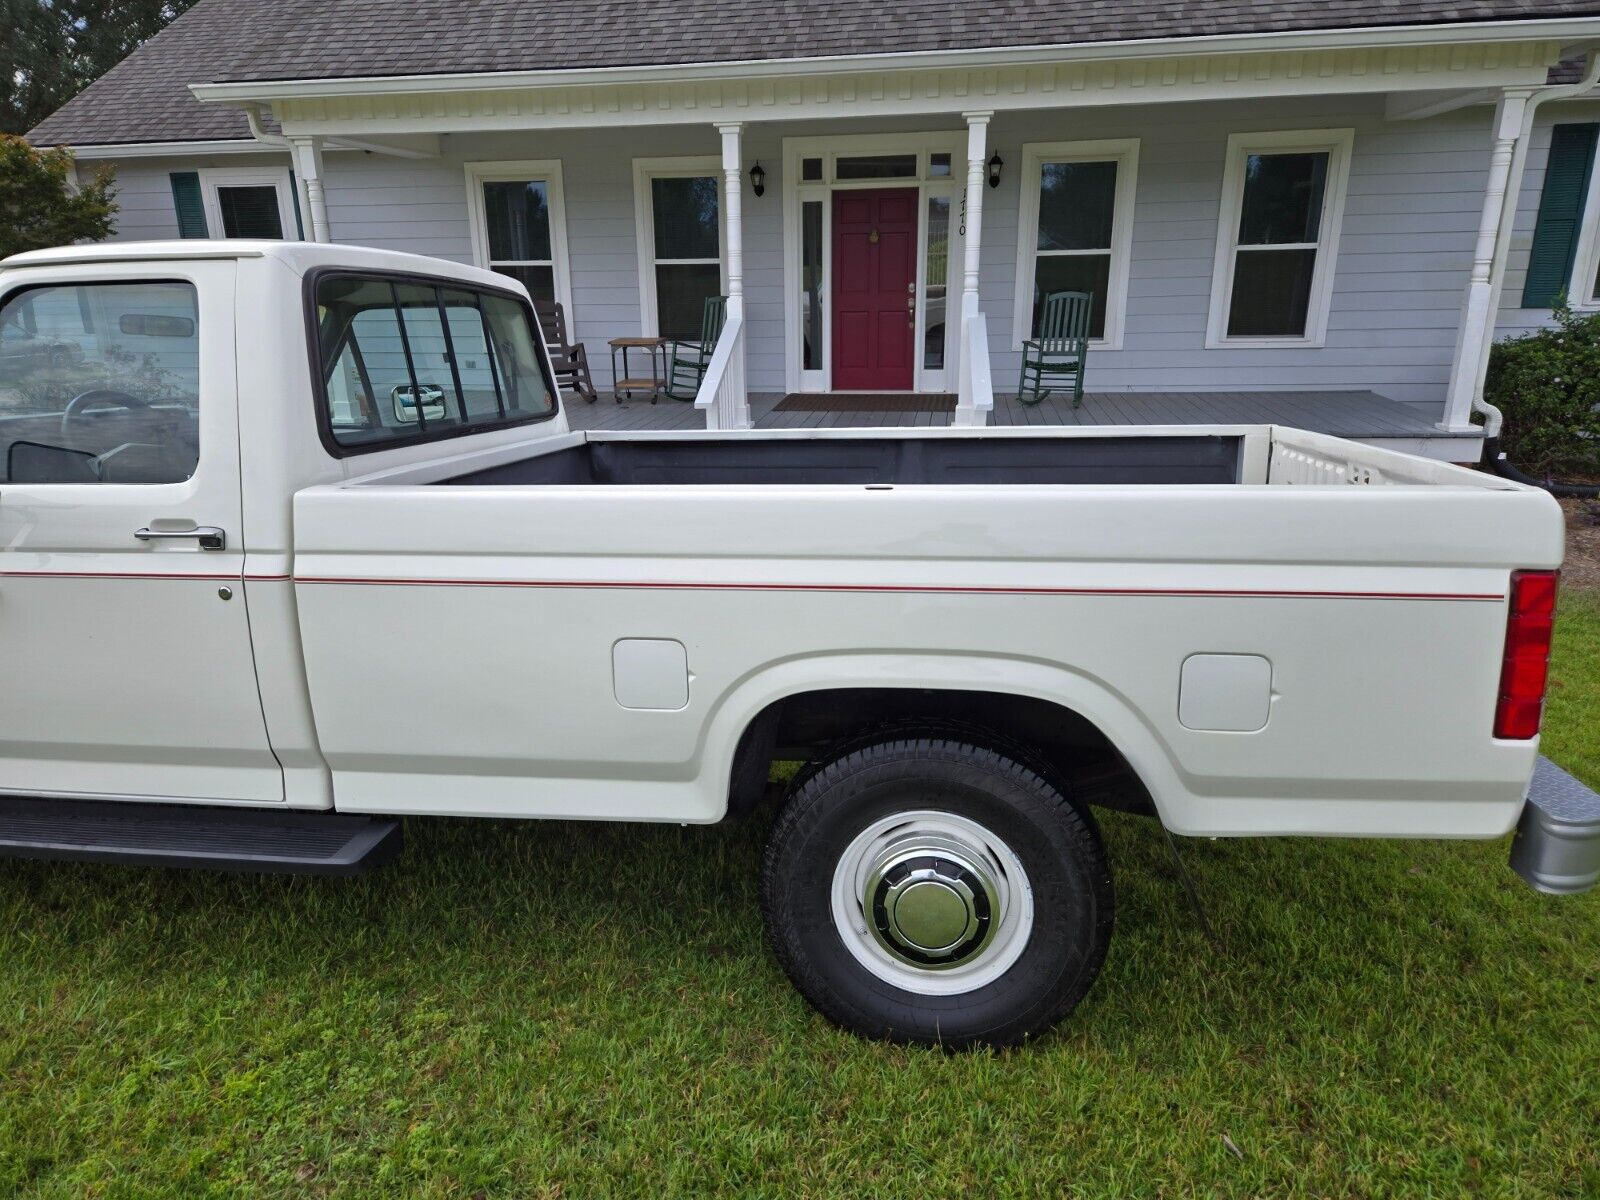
[0,798,401,875]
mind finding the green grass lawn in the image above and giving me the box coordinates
[3,599,1599,1198]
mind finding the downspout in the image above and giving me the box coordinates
[1476,49,1600,440]
[241,101,287,151]
[241,103,331,243]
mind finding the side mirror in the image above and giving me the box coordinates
[7,440,103,483]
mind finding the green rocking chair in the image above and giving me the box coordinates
[663,295,727,401]
[1017,290,1093,407]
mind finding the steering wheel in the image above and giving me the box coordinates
[60,389,152,438]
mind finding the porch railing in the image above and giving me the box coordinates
[694,307,748,430]
[953,309,994,427]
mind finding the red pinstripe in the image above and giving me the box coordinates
[0,570,1507,602]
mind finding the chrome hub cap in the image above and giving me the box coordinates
[832,811,1033,995]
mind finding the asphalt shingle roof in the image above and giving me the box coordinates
[28,0,1600,147]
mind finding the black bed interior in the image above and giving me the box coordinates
[444,435,1242,487]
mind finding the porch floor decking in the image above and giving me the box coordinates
[563,388,1478,449]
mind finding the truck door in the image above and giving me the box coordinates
[0,262,283,804]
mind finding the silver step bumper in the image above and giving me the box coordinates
[1510,757,1600,895]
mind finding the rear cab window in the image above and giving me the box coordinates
[0,281,200,483]
[312,272,556,454]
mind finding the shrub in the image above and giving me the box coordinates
[0,135,117,260]
[1485,301,1600,480]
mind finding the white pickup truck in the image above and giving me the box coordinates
[1,240,1595,1048]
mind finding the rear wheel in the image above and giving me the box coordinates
[760,735,1113,1048]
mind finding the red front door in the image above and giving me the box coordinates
[832,188,917,390]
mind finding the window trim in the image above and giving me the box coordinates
[1205,128,1354,349]
[198,166,297,240]
[1565,127,1600,311]
[632,156,727,337]
[463,159,575,332]
[302,266,560,461]
[1011,138,1140,352]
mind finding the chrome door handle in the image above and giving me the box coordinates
[135,526,227,551]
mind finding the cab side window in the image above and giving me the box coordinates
[315,274,555,453]
[0,281,200,484]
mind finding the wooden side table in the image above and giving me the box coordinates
[608,337,667,404]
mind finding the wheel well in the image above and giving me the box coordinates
[725,687,1155,818]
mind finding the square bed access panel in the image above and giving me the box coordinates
[443,434,1246,487]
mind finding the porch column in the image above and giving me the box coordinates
[1441,88,1532,432]
[287,135,331,243]
[960,111,991,332]
[952,111,994,426]
[715,121,752,428]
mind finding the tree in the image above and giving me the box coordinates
[1,1,199,135]
[0,135,117,259]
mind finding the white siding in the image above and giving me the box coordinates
[94,93,1517,415]
[96,158,187,241]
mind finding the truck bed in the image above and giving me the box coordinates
[444,432,1244,487]
[288,421,1553,836]
[428,425,1504,490]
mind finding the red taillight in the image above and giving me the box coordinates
[1494,570,1558,739]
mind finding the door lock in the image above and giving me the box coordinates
[135,526,227,551]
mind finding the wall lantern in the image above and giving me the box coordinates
[750,162,766,198]
[987,152,1003,189]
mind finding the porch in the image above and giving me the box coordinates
[563,387,1483,460]
[153,27,1590,457]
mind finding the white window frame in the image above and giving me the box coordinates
[1205,128,1354,349]
[1011,138,1139,352]
[198,166,297,240]
[1566,141,1600,310]
[633,156,727,337]
[464,159,575,331]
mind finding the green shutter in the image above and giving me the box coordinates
[169,172,209,238]
[1522,122,1599,309]
[288,170,305,239]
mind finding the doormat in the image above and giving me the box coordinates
[773,393,957,413]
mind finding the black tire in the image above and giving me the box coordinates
[761,735,1113,1048]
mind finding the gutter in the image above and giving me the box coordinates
[186,17,1596,104]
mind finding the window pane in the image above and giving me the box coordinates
[440,289,504,420]
[1237,152,1327,246]
[314,275,553,451]
[492,264,555,305]
[802,200,823,371]
[801,157,823,182]
[393,283,466,430]
[316,277,420,446]
[479,293,554,418]
[1037,160,1117,252]
[483,180,551,262]
[928,152,952,178]
[652,176,719,260]
[923,194,950,370]
[1226,248,1317,336]
[1031,255,1109,340]
[656,263,721,341]
[217,185,284,239]
[0,282,199,483]
[835,154,917,180]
